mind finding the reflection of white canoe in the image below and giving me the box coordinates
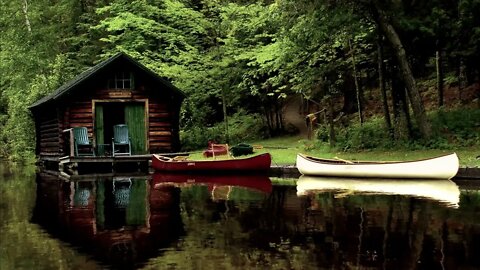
[296,153,459,179]
[296,176,461,207]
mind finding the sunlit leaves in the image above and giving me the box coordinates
[94,0,208,78]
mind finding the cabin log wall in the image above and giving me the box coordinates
[67,101,94,136]
[148,101,174,152]
[36,110,62,156]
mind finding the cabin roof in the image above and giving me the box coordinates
[29,52,185,109]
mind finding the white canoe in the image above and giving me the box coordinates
[296,176,461,208]
[296,153,459,179]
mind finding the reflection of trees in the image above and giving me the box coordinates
[172,185,480,269]
[6,172,102,269]
[287,191,480,269]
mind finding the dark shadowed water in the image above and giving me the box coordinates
[1,162,480,270]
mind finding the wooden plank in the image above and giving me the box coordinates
[70,113,92,119]
[148,131,172,136]
[150,142,172,147]
[40,129,60,135]
[149,103,168,109]
[149,122,171,127]
[148,103,167,108]
[40,132,60,139]
[131,93,149,99]
[39,152,61,156]
[70,119,94,124]
[40,136,59,142]
[40,142,61,148]
[40,123,59,130]
[40,137,59,143]
[71,101,92,106]
[40,120,58,126]
[149,127,170,132]
[149,138,172,143]
[108,90,133,98]
[40,147,60,155]
[41,127,60,134]
[69,108,92,113]
[40,146,60,151]
[149,113,170,118]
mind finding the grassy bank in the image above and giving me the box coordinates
[189,135,480,167]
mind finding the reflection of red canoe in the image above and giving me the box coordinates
[151,153,272,172]
[152,173,273,193]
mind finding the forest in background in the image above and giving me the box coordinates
[1,0,479,162]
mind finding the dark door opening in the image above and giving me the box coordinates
[103,103,125,143]
[95,102,147,155]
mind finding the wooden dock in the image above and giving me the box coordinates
[58,154,151,175]
[43,153,480,180]
[51,152,189,175]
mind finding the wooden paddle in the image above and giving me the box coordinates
[334,156,354,164]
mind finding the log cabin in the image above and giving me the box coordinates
[29,52,185,164]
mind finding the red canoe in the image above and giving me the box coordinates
[151,153,272,172]
[152,173,273,194]
[202,144,229,157]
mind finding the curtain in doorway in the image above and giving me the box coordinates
[125,103,146,154]
[95,105,104,155]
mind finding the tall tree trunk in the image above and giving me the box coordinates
[22,0,32,33]
[348,38,364,125]
[374,2,432,139]
[221,89,229,143]
[436,48,444,107]
[264,106,273,136]
[391,70,410,141]
[327,95,336,147]
[477,79,480,109]
[342,78,357,114]
[458,59,467,103]
[377,33,393,137]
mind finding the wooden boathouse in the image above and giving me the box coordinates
[29,53,185,173]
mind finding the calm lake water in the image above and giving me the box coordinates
[1,162,480,270]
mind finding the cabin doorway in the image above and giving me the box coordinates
[94,101,147,155]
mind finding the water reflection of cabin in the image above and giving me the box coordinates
[33,172,184,268]
[29,53,185,172]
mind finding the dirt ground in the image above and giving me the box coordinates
[283,96,308,136]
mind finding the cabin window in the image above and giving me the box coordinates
[108,72,134,89]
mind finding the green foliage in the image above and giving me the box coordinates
[0,0,89,162]
[430,109,480,146]
[227,111,269,143]
[334,118,392,151]
[315,125,330,143]
[180,112,267,151]
[329,109,480,152]
[180,126,224,151]
[93,0,209,79]
[1,0,479,161]
[2,55,71,161]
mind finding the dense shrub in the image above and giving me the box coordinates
[430,109,480,146]
[180,112,268,151]
[333,117,392,151]
[325,108,480,152]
